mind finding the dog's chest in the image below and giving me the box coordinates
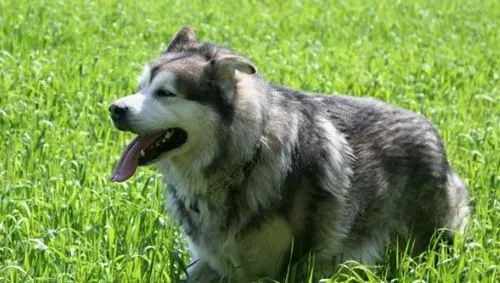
[184,200,293,278]
[166,187,293,279]
[166,185,231,240]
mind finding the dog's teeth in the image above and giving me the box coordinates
[164,130,173,139]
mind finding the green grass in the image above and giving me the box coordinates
[0,0,498,281]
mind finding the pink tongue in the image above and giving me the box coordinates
[111,133,163,182]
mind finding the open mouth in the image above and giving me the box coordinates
[111,128,187,182]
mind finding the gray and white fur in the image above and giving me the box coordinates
[109,27,469,282]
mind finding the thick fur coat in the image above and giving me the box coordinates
[110,27,469,282]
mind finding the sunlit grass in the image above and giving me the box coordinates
[0,0,498,281]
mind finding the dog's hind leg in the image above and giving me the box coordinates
[409,168,469,254]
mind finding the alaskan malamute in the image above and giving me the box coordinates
[109,27,469,282]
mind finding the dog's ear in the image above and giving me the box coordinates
[164,26,198,54]
[214,56,257,83]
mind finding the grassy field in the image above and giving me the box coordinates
[0,0,498,282]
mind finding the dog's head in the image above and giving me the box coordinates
[109,27,258,182]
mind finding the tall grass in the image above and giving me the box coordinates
[0,0,498,281]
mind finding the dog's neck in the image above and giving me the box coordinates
[158,140,263,202]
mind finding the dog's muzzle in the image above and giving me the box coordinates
[109,103,130,131]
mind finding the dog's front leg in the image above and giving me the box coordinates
[183,259,220,283]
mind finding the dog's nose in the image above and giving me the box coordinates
[109,104,129,121]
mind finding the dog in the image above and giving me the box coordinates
[109,27,469,282]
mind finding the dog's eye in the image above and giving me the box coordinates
[155,89,176,98]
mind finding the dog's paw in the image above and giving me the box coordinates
[183,259,221,283]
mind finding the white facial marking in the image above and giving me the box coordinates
[112,66,219,164]
[149,71,178,95]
